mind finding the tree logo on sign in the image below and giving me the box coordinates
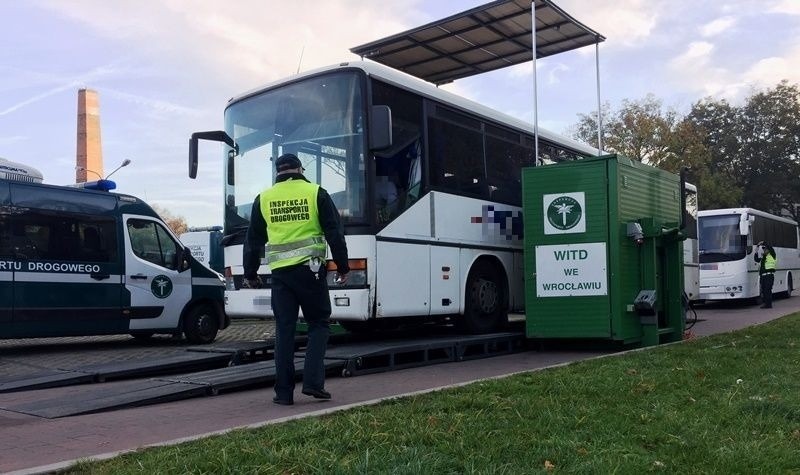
[151,275,173,299]
[547,196,583,230]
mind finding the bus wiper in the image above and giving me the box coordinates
[221,224,250,246]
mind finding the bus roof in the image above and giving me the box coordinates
[228,60,599,157]
[699,208,798,226]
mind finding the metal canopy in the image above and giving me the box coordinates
[350,0,605,85]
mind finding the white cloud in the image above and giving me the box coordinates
[700,16,736,37]
[557,0,661,49]
[743,43,800,87]
[769,0,800,15]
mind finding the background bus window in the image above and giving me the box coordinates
[127,219,180,270]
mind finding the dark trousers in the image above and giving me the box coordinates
[271,263,331,400]
[760,272,775,308]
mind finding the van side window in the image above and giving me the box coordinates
[0,216,11,258]
[127,219,180,270]
[9,211,117,262]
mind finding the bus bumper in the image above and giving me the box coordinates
[224,288,371,320]
[699,284,746,300]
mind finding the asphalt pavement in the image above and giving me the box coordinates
[1,298,798,474]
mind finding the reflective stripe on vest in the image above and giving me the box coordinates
[260,179,325,270]
[764,253,777,271]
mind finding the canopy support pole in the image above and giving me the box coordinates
[595,39,603,155]
[532,0,539,165]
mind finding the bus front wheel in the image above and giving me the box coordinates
[183,304,220,344]
[462,261,507,334]
[781,273,794,299]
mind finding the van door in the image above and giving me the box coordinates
[0,204,12,323]
[9,208,124,336]
[124,216,191,332]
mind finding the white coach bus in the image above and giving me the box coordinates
[698,208,799,301]
[189,61,601,333]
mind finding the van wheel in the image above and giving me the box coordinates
[184,304,219,344]
[461,261,507,334]
[130,331,155,341]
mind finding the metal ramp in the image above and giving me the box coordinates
[1,359,327,418]
[0,331,525,418]
[0,341,274,393]
[325,332,525,376]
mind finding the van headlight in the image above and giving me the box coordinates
[326,258,367,287]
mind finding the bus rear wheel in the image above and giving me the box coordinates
[183,304,220,344]
[462,261,507,334]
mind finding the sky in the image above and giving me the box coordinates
[1,0,799,227]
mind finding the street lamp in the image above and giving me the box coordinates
[106,159,131,179]
[75,159,131,180]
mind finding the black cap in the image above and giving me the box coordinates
[275,153,303,172]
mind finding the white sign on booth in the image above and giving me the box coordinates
[535,242,608,297]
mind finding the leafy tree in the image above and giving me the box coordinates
[688,81,800,218]
[151,204,189,235]
[572,94,733,208]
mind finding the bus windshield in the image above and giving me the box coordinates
[223,71,366,235]
[699,214,746,262]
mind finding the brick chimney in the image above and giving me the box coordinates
[76,88,104,182]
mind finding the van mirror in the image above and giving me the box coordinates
[179,246,192,272]
[369,105,392,151]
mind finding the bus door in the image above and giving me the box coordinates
[124,216,191,331]
[9,209,124,335]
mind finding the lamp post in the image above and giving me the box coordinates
[106,158,131,179]
[75,159,131,182]
[75,166,103,180]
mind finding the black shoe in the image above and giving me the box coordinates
[272,396,294,406]
[761,305,772,309]
[302,388,331,399]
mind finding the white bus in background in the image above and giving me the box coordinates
[188,61,600,333]
[698,208,799,301]
[683,183,699,301]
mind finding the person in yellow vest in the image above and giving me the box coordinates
[243,153,349,405]
[753,240,777,309]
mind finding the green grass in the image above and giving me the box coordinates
[68,314,800,474]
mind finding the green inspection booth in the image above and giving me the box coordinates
[522,154,686,347]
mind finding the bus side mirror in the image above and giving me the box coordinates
[370,105,392,151]
[188,131,238,179]
[739,215,753,236]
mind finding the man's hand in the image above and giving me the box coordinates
[244,275,263,289]
[334,272,349,284]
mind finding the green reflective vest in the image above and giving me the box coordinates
[260,179,326,270]
[764,253,777,271]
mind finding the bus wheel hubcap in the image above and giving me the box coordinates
[477,279,498,314]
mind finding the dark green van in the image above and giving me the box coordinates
[0,178,228,343]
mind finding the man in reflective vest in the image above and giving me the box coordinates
[754,241,777,309]
[243,153,349,405]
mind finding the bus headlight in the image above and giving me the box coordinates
[326,258,367,287]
